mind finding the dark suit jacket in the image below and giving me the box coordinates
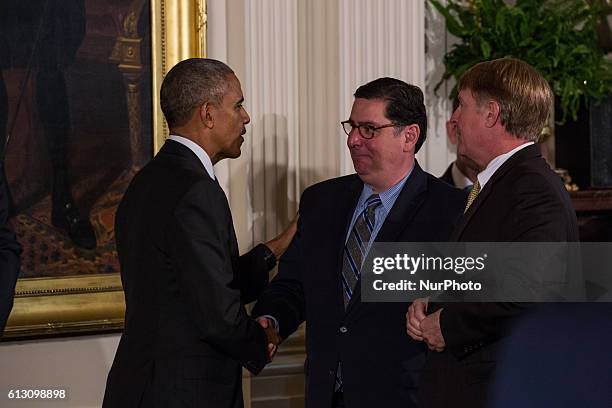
[421,144,579,408]
[439,163,455,187]
[0,171,20,335]
[253,162,466,408]
[103,140,271,408]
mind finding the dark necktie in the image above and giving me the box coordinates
[336,194,382,391]
[341,194,383,307]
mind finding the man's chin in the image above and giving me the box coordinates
[219,148,242,161]
[353,166,371,180]
[229,138,244,158]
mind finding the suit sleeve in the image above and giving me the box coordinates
[170,181,268,374]
[238,244,273,304]
[439,173,577,358]
[0,177,20,335]
[252,206,306,340]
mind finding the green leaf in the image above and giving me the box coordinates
[432,0,612,119]
[429,0,467,37]
[480,40,492,59]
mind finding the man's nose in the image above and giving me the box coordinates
[347,128,362,148]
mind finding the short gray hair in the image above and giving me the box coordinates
[160,58,234,128]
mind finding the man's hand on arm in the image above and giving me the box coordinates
[263,214,298,261]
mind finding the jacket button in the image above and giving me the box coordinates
[339,326,348,333]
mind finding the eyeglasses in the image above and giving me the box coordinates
[341,120,400,139]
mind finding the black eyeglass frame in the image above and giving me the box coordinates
[340,120,403,139]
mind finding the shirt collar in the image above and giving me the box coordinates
[477,142,533,189]
[359,164,414,213]
[168,135,216,180]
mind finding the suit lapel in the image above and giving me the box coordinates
[451,144,542,240]
[345,162,429,314]
[375,162,428,243]
[451,181,494,240]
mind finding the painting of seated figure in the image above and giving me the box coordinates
[1,0,152,279]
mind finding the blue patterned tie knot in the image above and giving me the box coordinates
[365,194,382,209]
[363,194,382,226]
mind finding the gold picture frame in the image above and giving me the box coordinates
[3,0,207,339]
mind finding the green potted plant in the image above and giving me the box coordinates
[431,0,612,187]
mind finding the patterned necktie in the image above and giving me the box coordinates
[464,179,481,213]
[341,194,383,307]
[336,194,382,392]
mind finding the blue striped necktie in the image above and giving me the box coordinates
[341,194,383,307]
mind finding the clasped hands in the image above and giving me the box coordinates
[256,317,281,362]
[406,297,446,352]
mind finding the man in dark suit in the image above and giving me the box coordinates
[253,78,466,408]
[439,98,479,189]
[0,165,20,335]
[407,58,579,408]
[103,58,296,408]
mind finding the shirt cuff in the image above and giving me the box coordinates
[260,243,277,270]
[260,315,279,332]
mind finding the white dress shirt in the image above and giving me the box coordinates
[477,142,534,189]
[168,135,216,180]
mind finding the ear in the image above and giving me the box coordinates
[484,100,501,128]
[402,124,420,152]
[446,119,458,145]
[199,102,214,129]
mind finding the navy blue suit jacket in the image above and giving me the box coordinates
[253,162,466,408]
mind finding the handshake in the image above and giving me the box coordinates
[256,316,281,362]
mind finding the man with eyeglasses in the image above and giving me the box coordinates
[253,78,466,408]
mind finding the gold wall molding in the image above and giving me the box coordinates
[152,0,207,153]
